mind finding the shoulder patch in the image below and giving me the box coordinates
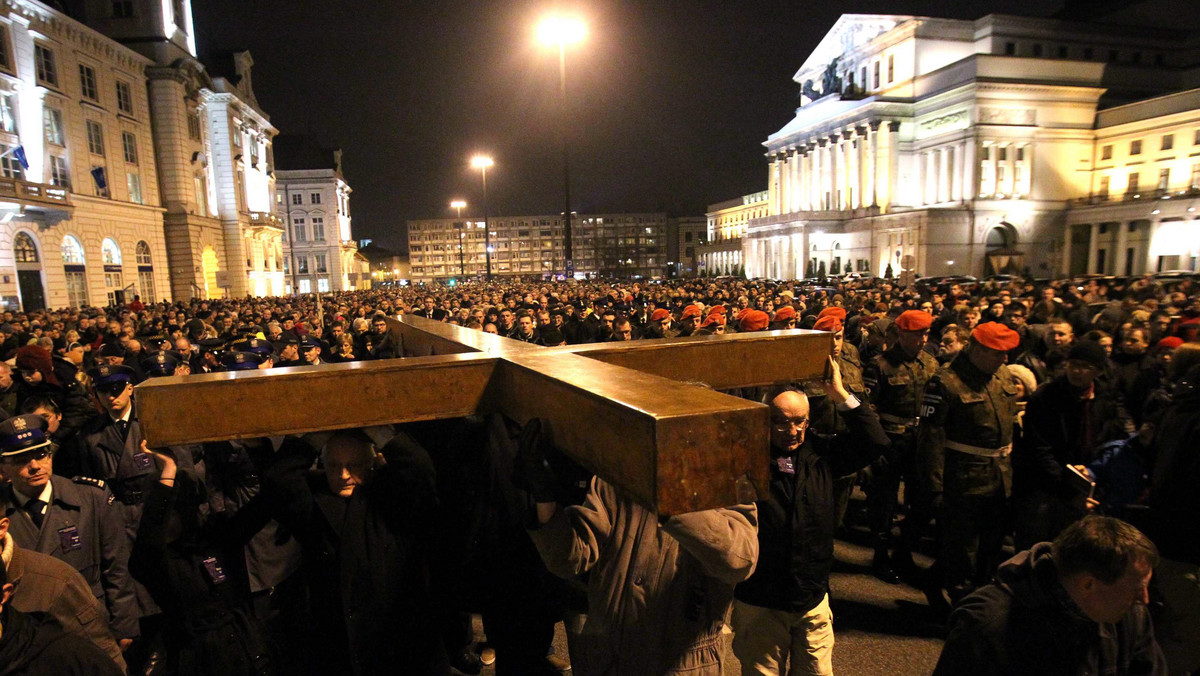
[72,476,106,490]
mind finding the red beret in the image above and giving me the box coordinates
[813,315,843,332]
[817,307,846,321]
[738,310,770,332]
[681,305,702,320]
[773,306,796,322]
[895,310,933,332]
[707,305,727,316]
[651,308,671,322]
[972,322,1020,351]
[1156,336,1184,350]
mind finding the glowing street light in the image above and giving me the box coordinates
[537,15,586,279]
[471,155,494,281]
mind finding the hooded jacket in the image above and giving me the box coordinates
[934,543,1166,676]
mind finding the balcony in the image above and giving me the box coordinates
[247,211,285,231]
[1068,186,1200,208]
[0,177,72,214]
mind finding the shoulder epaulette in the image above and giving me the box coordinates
[72,476,106,490]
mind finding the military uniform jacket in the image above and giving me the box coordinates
[5,540,126,671]
[802,344,867,437]
[917,354,1018,499]
[865,345,940,434]
[1,476,138,640]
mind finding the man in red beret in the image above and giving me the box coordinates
[917,321,1020,615]
[861,309,940,583]
[678,305,703,337]
[646,308,675,340]
[738,310,770,333]
[770,306,797,331]
[808,315,871,531]
[817,307,847,322]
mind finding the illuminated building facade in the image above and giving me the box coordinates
[75,0,285,299]
[699,191,767,276]
[274,136,360,293]
[408,212,669,282]
[0,0,170,310]
[745,12,1200,279]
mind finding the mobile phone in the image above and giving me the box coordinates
[1066,464,1095,499]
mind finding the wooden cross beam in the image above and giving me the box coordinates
[137,316,832,515]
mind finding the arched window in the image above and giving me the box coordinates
[13,232,38,263]
[135,241,152,265]
[61,235,85,264]
[986,223,1018,249]
[101,238,122,265]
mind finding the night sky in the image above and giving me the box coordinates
[193,1,1062,252]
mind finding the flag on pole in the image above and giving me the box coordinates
[90,166,107,191]
[12,146,27,171]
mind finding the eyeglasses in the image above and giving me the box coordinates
[771,417,810,433]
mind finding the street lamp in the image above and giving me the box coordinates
[471,155,494,281]
[450,199,467,277]
[538,15,585,279]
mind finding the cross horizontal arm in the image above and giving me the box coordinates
[553,330,832,390]
[136,353,499,445]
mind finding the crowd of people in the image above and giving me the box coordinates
[0,270,1195,675]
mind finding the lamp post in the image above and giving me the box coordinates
[538,15,585,280]
[450,199,467,277]
[471,155,494,281]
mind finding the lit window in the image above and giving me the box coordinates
[43,108,64,146]
[122,132,138,164]
[101,238,122,265]
[87,120,105,156]
[126,172,143,204]
[62,235,86,264]
[79,64,99,101]
[34,45,57,87]
[49,156,70,188]
[116,81,133,115]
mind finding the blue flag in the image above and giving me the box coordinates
[90,166,107,191]
[12,146,27,171]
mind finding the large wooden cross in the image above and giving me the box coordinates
[137,316,831,515]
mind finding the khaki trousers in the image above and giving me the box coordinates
[731,594,834,676]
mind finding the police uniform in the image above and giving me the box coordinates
[862,341,939,571]
[917,347,1018,602]
[0,414,138,640]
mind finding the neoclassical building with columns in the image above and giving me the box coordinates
[743,11,1200,280]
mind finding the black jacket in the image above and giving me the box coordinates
[0,607,122,676]
[934,543,1166,676]
[735,400,889,613]
[261,436,449,676]
[1014,376,1129,499]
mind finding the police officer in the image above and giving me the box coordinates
[272,334,303,368]
[862,309,940,583]
[191,337,226,374]
[917,322,1021,612]
[0,414,139,649]
[140,351,190,378]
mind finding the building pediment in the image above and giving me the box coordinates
[793,14,912,85]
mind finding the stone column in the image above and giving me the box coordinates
[772,154,782,216]
[829,134,840,210]
[1086,222,1099,273]
[888,122,901,208]
[952,142,965,201]
[868,122,880,207]
[1114,220,1129,275]
[1061,224,1073,276]
[964,140,977,199]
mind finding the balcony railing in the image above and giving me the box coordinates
[0,178,72,209]
[247,211,284,229]
[1068,186,1200,207]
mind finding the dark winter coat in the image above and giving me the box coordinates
[934,543,1166,676]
